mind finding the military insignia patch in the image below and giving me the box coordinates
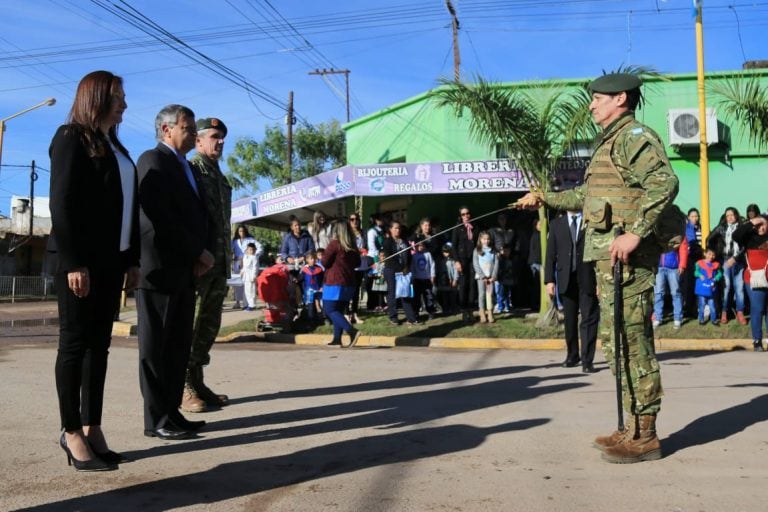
[631,127,644,135]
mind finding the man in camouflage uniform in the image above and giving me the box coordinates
[518,73,678,463]
[182,117,233,413]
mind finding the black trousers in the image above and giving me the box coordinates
[384,267,417,322]
[559,272,599,366]
[137,286,195,431]
[457,257,476,310]
[55,267,123,431]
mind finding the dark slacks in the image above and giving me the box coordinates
[55,268,123,431]
[384,267,417,322]
[457,257,476,310]
[137,285,195,431]
[559,271,599,366]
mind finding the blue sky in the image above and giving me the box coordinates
[0,0,766,215]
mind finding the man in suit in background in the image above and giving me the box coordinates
[136,104,214,440]
[545,210,600,373]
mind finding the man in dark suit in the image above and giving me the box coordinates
[545,210,600,373]
[136,104,214,440]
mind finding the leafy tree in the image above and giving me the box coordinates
[711,74,768,152]
[226,119,346,193]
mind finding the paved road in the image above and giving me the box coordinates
[0,325,766,512]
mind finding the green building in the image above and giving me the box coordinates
[344,69,768,230]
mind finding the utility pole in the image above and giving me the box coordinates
[308,68,351,122]
[286,90,294,184]
[445,0,461,81]
[28,159,37,275]
[694,0,711,238]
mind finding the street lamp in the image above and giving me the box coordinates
[0,97,56,173]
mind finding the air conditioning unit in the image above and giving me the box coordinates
[667,108,718,146]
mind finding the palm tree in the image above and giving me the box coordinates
[711,74,768,152]
[433,76,594,321]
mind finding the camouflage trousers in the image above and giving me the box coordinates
[595,261,663,415]
[188,267,228,369]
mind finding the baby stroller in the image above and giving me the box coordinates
[256,264,295,333]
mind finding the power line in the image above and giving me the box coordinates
[90,0,296,120]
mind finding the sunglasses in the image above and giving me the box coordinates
[460,212,470,216]
[349,217,358,221]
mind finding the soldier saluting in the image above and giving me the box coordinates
[518,73,679,463]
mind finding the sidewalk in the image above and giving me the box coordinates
[1,298,755,352]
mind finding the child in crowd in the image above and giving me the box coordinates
[473,231,499,323]
[495,245,515,314]
[695,247,723,325]
[240,242,259,311]
[301,251,324,323]
[369,252,387,312]
[436,244,459,315]
[410,239,437,320]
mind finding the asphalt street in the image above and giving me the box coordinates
[0,321,766,512]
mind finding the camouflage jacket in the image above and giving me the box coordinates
[544,113,678,264]
[190,153,233,274]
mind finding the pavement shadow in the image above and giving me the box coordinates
[232,364,539,403]
[15,419,548,512]
[121,373,588,461]
[656,350,734,363]
[663,393,768,456]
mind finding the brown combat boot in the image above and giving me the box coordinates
[181,382,207,413]
[478,309,487,323]
[601,414,662,463]
[192,366,229,407]
[592,419,633,451]
[486,310,495,323]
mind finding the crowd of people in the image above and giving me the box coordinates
[654,205,768,351]
[240,205,542,334]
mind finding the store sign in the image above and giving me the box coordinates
[354,159,528,196]
[230,166,355,223]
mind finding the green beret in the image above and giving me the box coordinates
[196,117,227,137]
[588,73,642,94]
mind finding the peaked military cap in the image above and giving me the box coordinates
[588,73,642,94]
[196,117,227,137]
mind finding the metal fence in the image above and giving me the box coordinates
[0,276,56,302]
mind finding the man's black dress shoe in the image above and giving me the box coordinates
[582,364,597,374]
[562,359,580,368]
[143,427,195,440]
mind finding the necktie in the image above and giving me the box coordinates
[177,154,199,197]
[466,223,473,241]
[570,215,579,269]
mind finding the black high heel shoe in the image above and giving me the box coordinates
[59,433,115,472]
[88,440,130,465]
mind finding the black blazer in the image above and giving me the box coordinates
[544,214,594,293]
[451,220,483,261]
[48,124,139,273]
[136,143,210,292]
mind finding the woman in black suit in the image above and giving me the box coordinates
[451,206,479,324]
[49,71,139,471]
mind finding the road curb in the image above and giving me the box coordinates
[214,331,757,352]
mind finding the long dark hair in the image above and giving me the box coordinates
[66,70,128,158]
[233,224,252,241]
